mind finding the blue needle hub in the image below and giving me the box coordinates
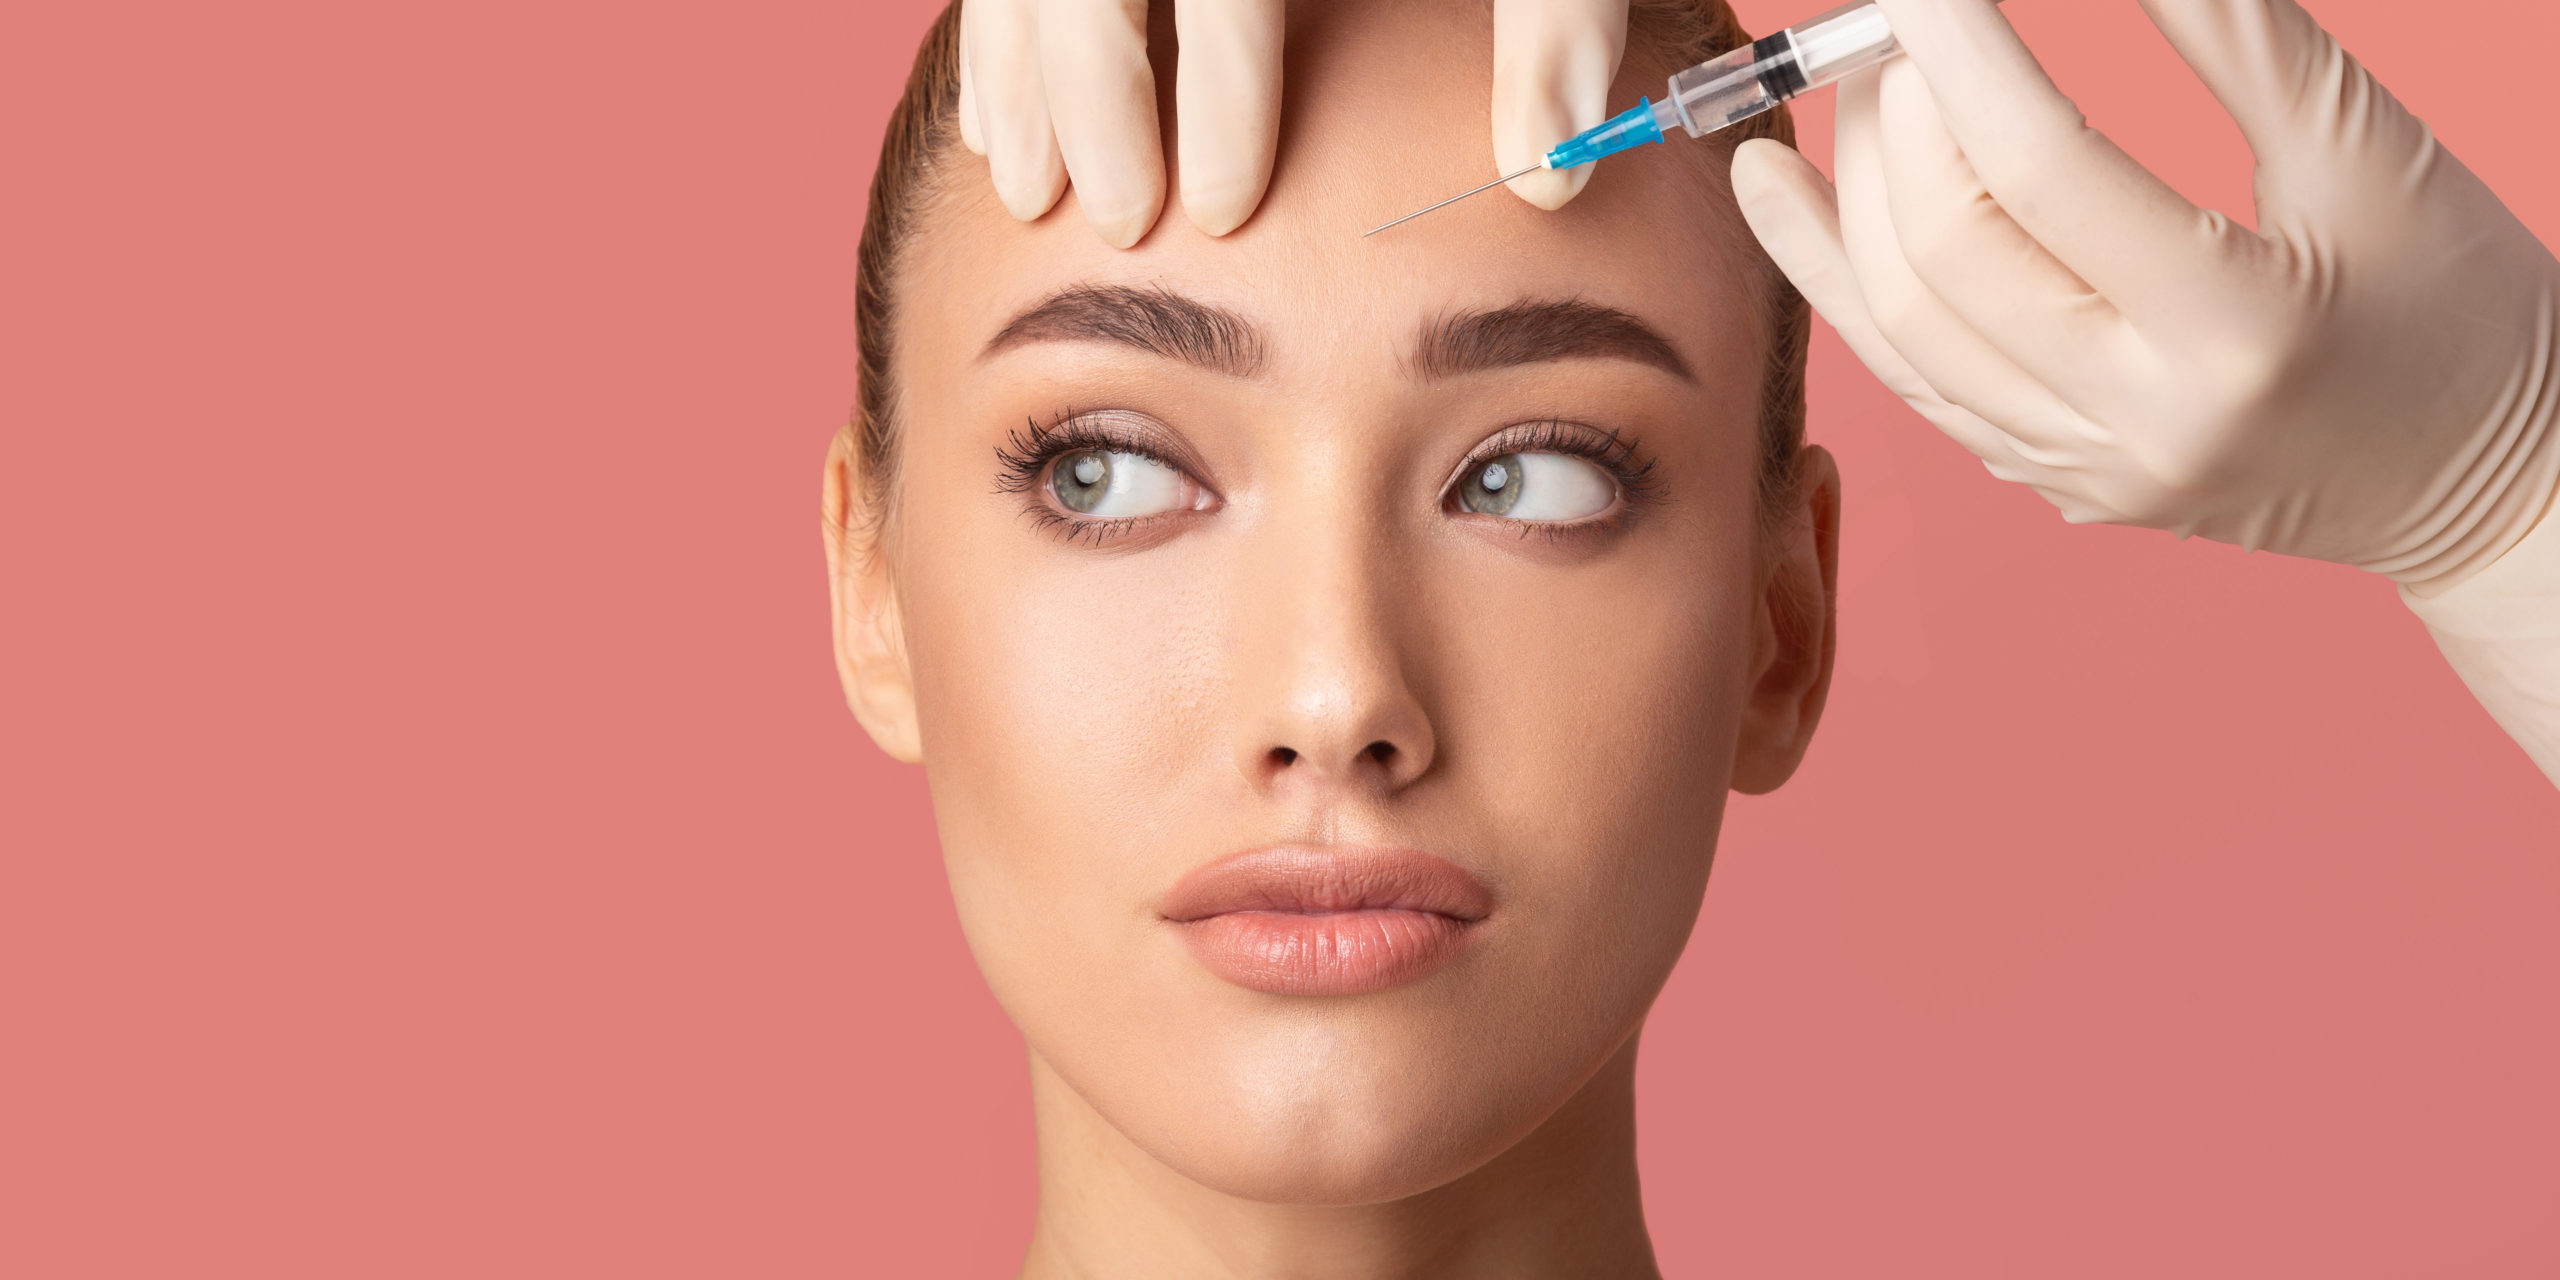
[1544,97,1667,170]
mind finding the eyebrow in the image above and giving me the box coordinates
[1412,299,1695,384]
[982,284,1267,378]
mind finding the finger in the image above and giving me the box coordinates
[1733,140,1954,415]
[1039,0,1166,248]
[1730,137,2047,482]
[1869,0,2257,330]
[970,0,1068,220]
[1172,0,1283,236]
[1491,0,1626,210]
[1872,58,2150,418]
[957,0,985,155]
[1831,64,2094,461]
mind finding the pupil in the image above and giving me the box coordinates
[1481,462,1510,491]
[1072,455,1106,486]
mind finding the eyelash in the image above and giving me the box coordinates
[992,409,1661,546]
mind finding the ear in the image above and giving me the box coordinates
[821,430,924,764]
[1731,444,1840,795]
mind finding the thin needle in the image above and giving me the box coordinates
[1364,164,1544,237]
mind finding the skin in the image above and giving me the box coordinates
[823,2,1841,1275]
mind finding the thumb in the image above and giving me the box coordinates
[1491,0,1626,210]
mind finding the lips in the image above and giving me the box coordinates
[1160,846,1493,995]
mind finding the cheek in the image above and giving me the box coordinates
[896,511,1232,907]
[1425,519,1763,930]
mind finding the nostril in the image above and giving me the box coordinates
[1269,747,1298,767]
[1363,741,1396,766]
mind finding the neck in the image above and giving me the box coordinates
[1017,1037,1660,1280]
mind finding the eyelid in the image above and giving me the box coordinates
[1002,408,1221,499]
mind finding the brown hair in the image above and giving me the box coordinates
[847,0,1808,539]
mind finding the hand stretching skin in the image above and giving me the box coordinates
[957,0,1285,245]
[1728,0,2560,784]
[955,0,1634,242]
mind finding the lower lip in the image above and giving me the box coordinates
[1177,908,1476,996]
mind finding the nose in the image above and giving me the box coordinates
[1229,511,1438,796]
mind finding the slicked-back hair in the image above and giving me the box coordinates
[846,0,1809,545]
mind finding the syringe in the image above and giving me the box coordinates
[1366,0,1903,236]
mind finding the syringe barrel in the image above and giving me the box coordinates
[1659,0,1900,138]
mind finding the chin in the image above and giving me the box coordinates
[1092,1014,1582,1207]
[1147,1097,1521,1207]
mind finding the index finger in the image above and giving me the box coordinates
[1869,0,2257,332]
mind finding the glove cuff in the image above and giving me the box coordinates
[2400,484,2560,784]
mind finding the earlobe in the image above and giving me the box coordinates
[1730,445,1841,795]
[822,431,925,764]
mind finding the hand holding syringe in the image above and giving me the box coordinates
[1386,0,2560,786]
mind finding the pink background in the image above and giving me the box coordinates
[7,0,2557,1274]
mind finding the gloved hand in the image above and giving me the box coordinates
[956,0,1285,246]
[956,0,1635,243]
[1728,0,2560,595]
[1728,0,2560,783]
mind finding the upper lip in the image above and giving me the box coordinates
[1159,845,1494,923]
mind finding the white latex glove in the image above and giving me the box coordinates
[1491,0,1629,209]
[957,0,1634,241]
[1729,0,2560,782]
[956,0,1285,245]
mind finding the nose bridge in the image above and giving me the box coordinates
[1229,439,1436,792]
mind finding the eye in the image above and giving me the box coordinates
[1047,448,1204,519]
[1454,452,1618,522]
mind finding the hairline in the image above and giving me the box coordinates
[846,1,1808,556]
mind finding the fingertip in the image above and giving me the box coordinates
[1176,114,1277,236]
[1504,165,1587,211]
[1082,183,1167,249]
[1487,75,1575,211]
[1732,136,1824,186]
[1181,176,1266,238]
[1730,140,1832,250]
[1090,213,1158,249]
[1740,138,1835,212]
[1060,137,1166,245]
[1729,138,1788,212]
[993,142,1067,222]
[1001,181,1067,224]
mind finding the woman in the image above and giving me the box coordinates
[823,0,1835,1272]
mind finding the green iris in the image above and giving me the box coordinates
[1459,454,1523,515]
[1053,449,1111,513]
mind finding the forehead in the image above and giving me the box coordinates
[900,0,1768,389]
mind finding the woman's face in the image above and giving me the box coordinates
[831,2,1836,1205]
